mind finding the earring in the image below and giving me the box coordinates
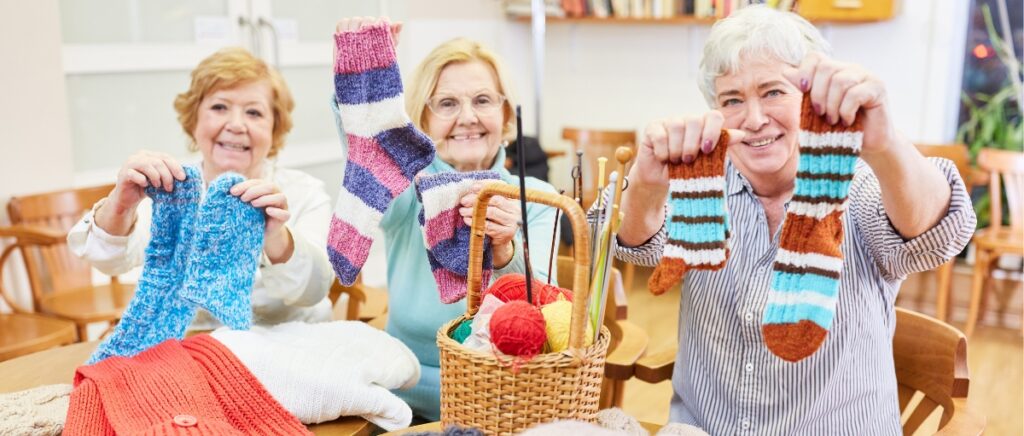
[502,140,510,148]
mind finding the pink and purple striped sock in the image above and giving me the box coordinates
[415,171,500,303]
[328,23,436,285]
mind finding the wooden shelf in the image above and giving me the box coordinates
[511,15,716,25]
[510,14,890,25]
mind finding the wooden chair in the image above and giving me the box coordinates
[630,307,985,435]
[561,127,639,290]
[963,148,1024,337]
[894,308,985,435]
[328,276,388,323]
[1,184,134,341]
[0,313,77,361]
[914,144,973,322]
[555,255,648,409]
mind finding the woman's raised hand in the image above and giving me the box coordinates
[335,16,402,47]
[635,112,746,187]
[111,150,186,212]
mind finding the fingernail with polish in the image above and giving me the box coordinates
[682,154,695,164]
[813,103,822,115]
[800,78,809,92]
[702,139,714,154]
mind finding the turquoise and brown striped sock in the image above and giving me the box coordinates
[762,94,863,362]
[648,133,731,295]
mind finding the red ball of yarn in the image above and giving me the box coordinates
[489,300,547,357]
[484,274,572,306]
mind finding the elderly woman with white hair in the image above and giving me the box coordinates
[611,6,975,434]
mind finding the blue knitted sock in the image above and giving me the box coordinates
[178,172,265,330]
[87,166,202,364]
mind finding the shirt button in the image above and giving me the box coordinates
[744,312,754,323]
[745,362,754,373]
[83,218,90,224]
[173,414,197,427]
[741,418,751,430]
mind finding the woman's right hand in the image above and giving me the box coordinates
[635,111,745,187]
[335,16,402,47]
[109,150,186,213]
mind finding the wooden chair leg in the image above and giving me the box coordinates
[76,323,90,343]
[964,250,991,337]
[935,260,954,322]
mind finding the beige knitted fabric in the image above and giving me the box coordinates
[0,384,72,436]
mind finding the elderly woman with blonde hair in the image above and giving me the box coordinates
[68,47,335,332]
[327,18,559,421]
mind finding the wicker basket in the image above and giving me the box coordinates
[437,182,611,435]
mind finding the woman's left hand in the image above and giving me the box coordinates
[783,52,898,156]
[231,179,294,263]
[459,182,521,267]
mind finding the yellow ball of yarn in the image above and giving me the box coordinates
[540,299,593,352]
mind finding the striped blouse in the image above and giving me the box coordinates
[610,157,975,435]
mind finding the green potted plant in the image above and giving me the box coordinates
[955,2,1023,229]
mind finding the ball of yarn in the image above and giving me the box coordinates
[485,274,572,306]
[451,319,473,343]
[489,300,547,357]
[540,300,594,352]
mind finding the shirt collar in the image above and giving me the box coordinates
[725,159,752,196]
[430,145,510,177]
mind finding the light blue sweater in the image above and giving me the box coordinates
[331,102,559,420]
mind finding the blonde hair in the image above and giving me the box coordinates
[406,38,517,142]
[699,5,830,107]
[173,47,294,158]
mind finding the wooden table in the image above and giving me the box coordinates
[0,341,374,435]
[383,420,663,434]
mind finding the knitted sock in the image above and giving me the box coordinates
[87,166,202,364]
[762,94,863,362]
[327,23,436,285]
[648,134,731,295]
[179,172,265,330]
[415,171,499,303]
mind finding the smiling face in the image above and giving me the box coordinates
[714,54,803,185]
[193,80,275,180]
[425,60,507,172]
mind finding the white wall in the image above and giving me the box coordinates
[0,0,75,312]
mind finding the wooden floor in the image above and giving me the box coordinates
[617,264,1023,435]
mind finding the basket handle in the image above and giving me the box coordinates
[466,181,593,351]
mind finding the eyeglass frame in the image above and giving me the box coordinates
[424,91,508,120]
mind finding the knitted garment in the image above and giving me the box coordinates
[415,171,499,303]
[210,320,420,431]
[648,134,731,295]
[89,168,266,364]
[179,172,265,330]
[327,23,436,286]
[762,94,863,362]
[0,384,72,436]
[65,335,310,436]
[88,165,203,364]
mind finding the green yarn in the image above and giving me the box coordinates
[451,319,473,343]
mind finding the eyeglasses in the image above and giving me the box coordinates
[426,92,506,119]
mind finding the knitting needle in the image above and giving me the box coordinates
[588,171,618,339]
[575,150,584,209]
[514,106,533,304]
[547,189,564,285]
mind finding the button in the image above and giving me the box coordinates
[741,418,751,430]
[745,362,754,373]
[173,414,197,427]
[744,312,754,323]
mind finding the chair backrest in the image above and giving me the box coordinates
[6,184,115,301]
[562,128,636,208]
[915,143,972,186]
[977,148,1024,232]
[892,307,971,434]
